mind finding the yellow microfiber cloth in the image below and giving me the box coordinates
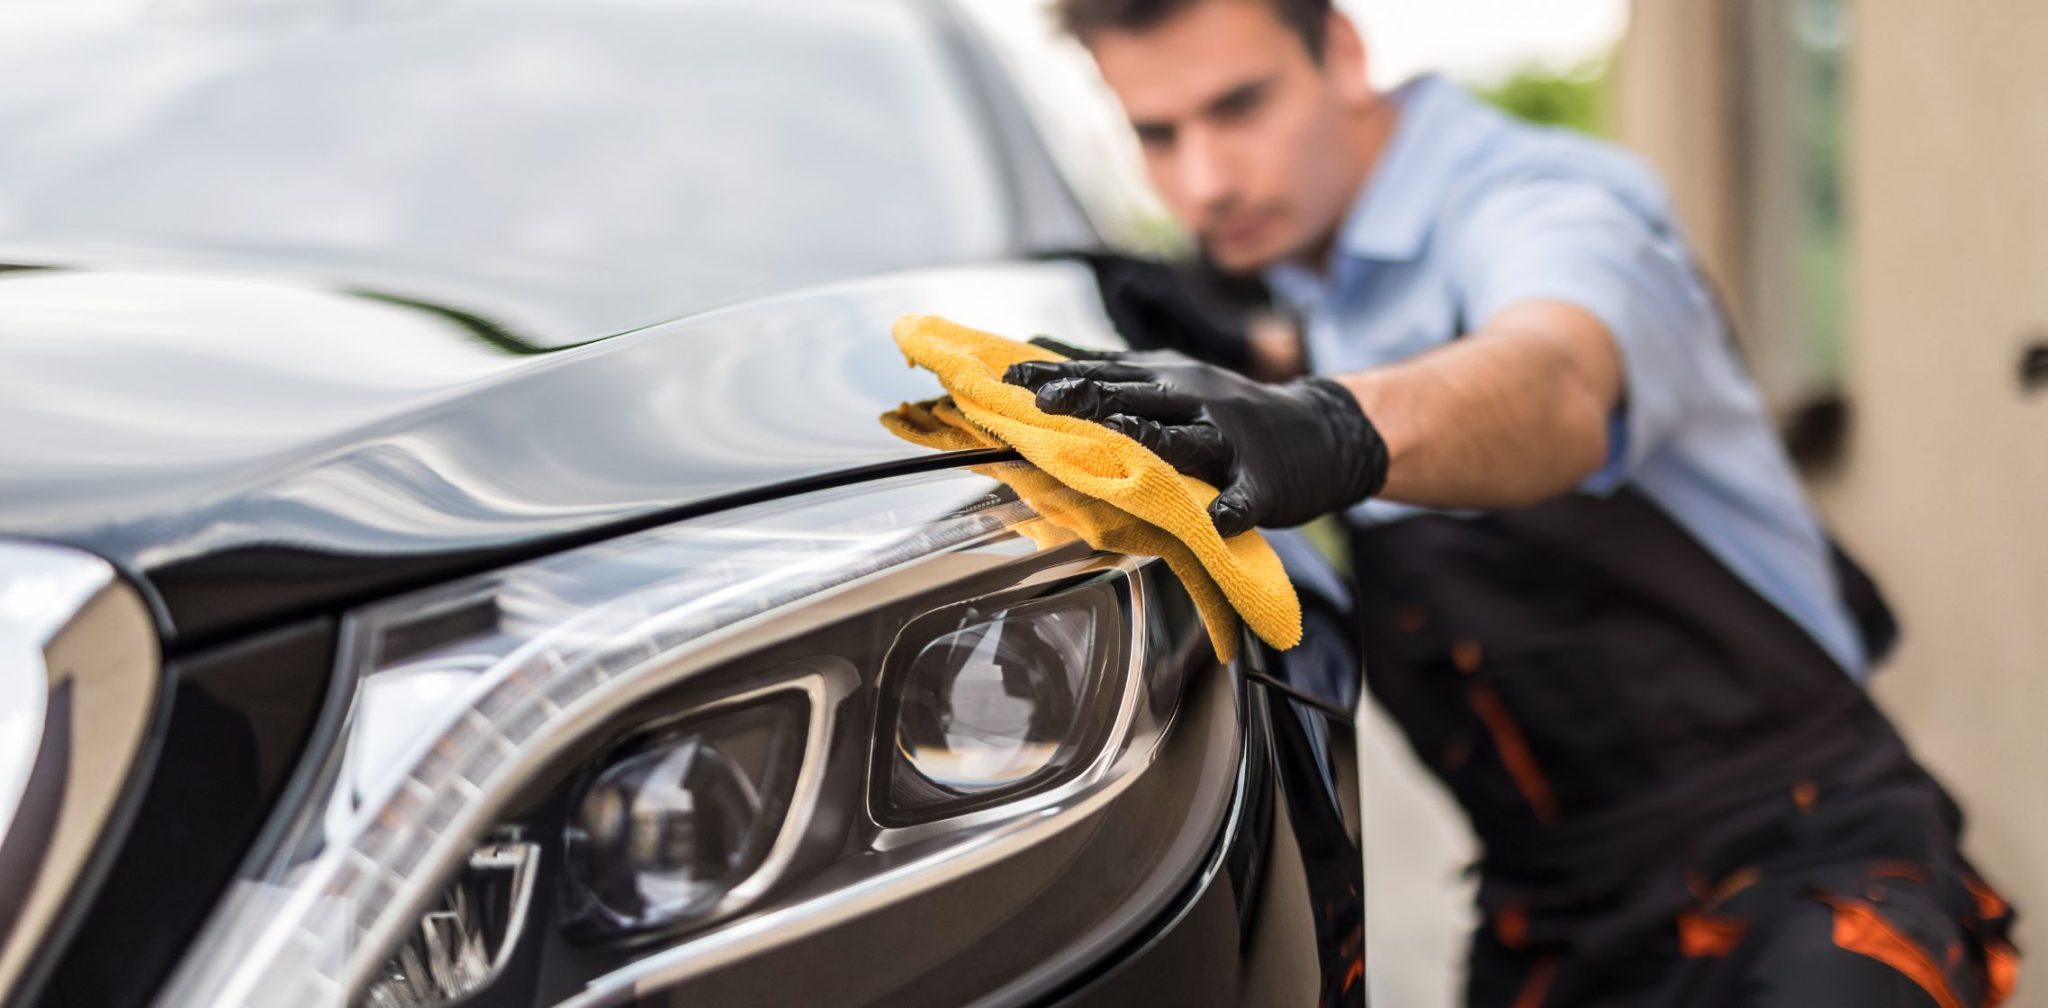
[884,398,1246,659]
[879,313,1302,662]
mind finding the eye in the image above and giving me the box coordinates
[1210,83,1267,123]
[1133,122,1176,151]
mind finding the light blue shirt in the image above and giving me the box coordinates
[1268,75,1866,676]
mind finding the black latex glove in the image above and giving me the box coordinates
[1047,250,1255,374]
[1006,338,1389,538]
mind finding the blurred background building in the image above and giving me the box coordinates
[1625,6,2047,1006]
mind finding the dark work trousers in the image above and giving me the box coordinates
[1347,488,2021,1007]
[1461,750,2019,1007]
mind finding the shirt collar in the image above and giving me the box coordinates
[1264,74,1494,308]
[1335,73,1492,262]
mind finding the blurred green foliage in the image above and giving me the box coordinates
[1475,58,1614,137]
[1790,3,1849,394]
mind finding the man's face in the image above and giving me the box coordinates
[1088,0,1372,272]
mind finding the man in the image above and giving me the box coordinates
[1006,0,2021,1005]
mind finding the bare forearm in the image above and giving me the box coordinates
[1331,300,1623,510]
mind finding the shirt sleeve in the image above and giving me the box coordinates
[1448,177,1720,493]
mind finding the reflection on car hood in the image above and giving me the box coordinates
[0,259,1119,645]
[0,0,1019,339]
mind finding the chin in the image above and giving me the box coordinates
[1202,238,1286,275]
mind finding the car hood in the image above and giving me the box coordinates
[0,259,1116,646]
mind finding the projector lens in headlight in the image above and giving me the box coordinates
[893,593,1107,794]
[566,697,806,936]
[881,578,1125,821]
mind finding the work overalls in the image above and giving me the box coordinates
[1348,486,2020,1006]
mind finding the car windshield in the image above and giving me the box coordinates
[0,0,1015,344]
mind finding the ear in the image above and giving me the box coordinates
[1323,11,1373,106]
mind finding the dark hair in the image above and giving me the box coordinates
[1054,0,1331,58]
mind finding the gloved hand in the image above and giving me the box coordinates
[1047,250,1255,374]
[1005,338,1389,537]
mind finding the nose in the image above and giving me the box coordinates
[1171,125,1234,214]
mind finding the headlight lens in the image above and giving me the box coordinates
[157,469,1202,1008]
[883,586,1120,817]
[564,696,807,935]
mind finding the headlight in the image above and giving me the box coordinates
[157,468,1221,1008]
[880,586,1122,820]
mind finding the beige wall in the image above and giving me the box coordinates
[1623,2,2048,1001]
[1816,2,2048,996]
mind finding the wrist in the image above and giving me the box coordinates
[1295,375,1390,506]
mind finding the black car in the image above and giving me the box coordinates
[0,1,1365,1005]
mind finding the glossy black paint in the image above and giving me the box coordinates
[1269,695,1368,1006]
[0,261,1120,649]
[1049,683,1365,1008]
[35,618,337,1008]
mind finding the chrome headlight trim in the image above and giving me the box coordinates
[0,539,160,1004]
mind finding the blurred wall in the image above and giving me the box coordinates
[1621,2,2048,1001]
[1821,4,2048,996]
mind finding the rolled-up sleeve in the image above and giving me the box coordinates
[1449,178,1719,493]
